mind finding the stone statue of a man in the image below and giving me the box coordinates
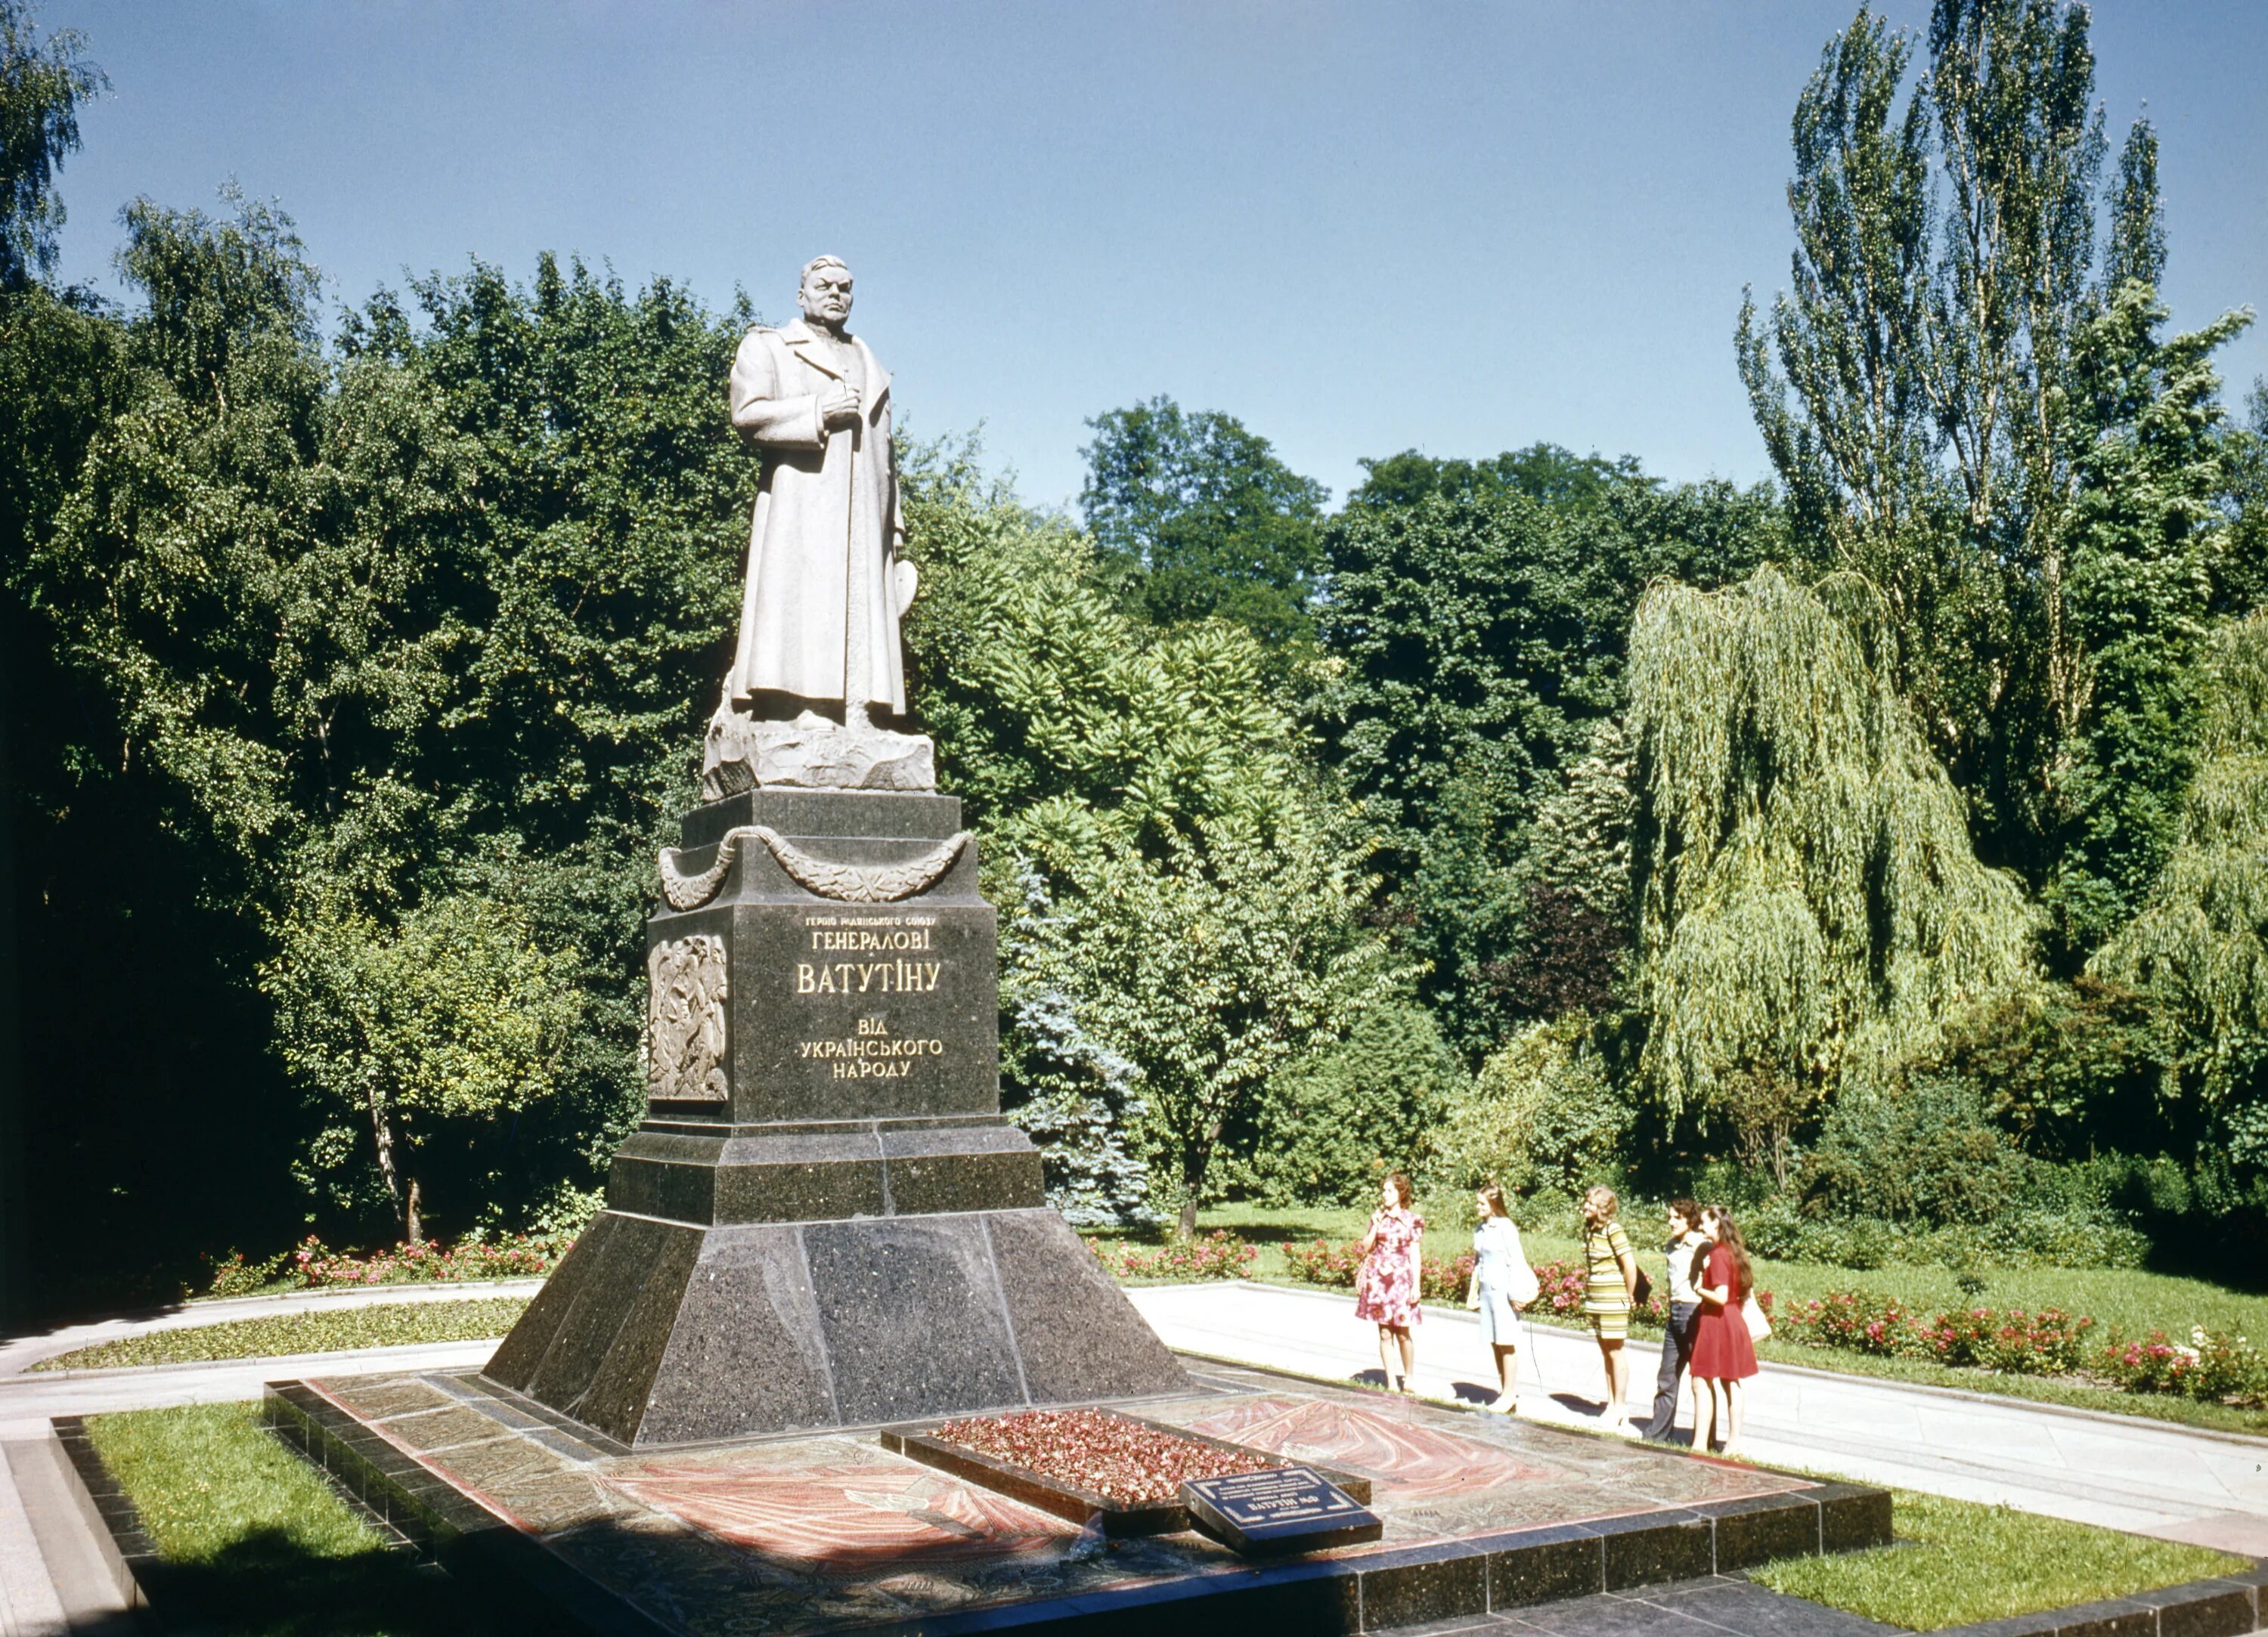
[725,255,913,726]
[706,257,932,794]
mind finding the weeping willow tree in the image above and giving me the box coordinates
[1629,566,2036,1177]
[2094,614,2268,1168]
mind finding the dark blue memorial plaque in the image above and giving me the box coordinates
[1178,1464,1383,1556]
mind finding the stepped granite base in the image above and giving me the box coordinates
[265,1357,1894,1637]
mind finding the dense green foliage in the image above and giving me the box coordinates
[5,0,2266,1314]
[1080,395,1327,645]
[1311,454,1784,1054]
[1628,568,2037,1178]
[1737,0,2258,923]
[2094,614,2268,1187]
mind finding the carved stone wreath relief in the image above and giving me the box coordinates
[646,934,729,1102]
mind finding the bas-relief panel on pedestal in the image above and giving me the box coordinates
[646,933,729,1102]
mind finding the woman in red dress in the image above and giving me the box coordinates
[1355,1171,1424,1394]
[1687,1205,1758,1456]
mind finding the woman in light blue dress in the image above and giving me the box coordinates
[1464,1183,1538,1412]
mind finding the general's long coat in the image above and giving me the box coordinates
[724,319,908,713]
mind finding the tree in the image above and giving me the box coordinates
[2047,284,2252,961]
[1312,457,1782,1054]
[14,219,754,1274]
[1080,395,1328,645]
[901,440,1398,1233]
[1345,444,1644,512]
[0,0,102,291]
[2093,614,2268,1177]
[1015,804,1399,1238]
[1737,2,2245,901]
[1628,566,2037,1174]
[265,894,578,1240]
[1229,998,1464,1207]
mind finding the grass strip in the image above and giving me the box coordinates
[85,1403,479,1636]
[1751,1487,2244,1629]
[37,1297,528,1371]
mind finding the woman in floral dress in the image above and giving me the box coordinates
[1356,1171,1424,1393]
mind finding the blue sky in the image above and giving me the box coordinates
[42,1,2268,513]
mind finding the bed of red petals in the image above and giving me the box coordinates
[931,1408,1275,1505]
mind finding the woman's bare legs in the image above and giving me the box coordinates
[1596,1333,1629,1424]
[1491,1343,1518,1408]
[1395,1326,1416,1391]
[1691,1376,1719,1450]
[1720,1380,1746,1456]
[1377,1325,1399,1390]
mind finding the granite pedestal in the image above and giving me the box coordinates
[483,788,1185,1447]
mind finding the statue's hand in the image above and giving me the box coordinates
[820,384,862,429]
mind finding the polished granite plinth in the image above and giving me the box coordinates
[486,788,1190,1447]
[265,1358,1891,1637]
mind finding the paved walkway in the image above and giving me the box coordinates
[1126,1282,2268,1557]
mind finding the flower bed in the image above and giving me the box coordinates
[200,1234,573,1296]
[1774,1293,2265,1406]
[929,1408,1274,1506]
[1083,1230,1256,1282]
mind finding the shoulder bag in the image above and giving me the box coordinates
[1741,1292,1772,1341]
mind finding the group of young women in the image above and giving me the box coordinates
[1352,1175,1761,1455]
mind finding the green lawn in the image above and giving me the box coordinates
[1753,1487,2245,1629]
[85,1404,493,1636]
[37,1298,529,1372]
[1145,1202,2268,1436]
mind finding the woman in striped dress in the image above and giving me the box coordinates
[1579,1185,1641,1434]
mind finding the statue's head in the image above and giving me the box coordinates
[798,256,853,328]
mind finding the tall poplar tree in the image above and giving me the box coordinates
[1737,0,2246,910]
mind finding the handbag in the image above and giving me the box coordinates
[1631,1267,1653,1307]
[1742,1292,1772,1341]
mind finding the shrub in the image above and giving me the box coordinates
[291,1234,569,1288]
[1774,1291,1916,1356]
[1284,1238,1360,1287]
[1741,1195,2147,1273]
[2097,1328,2268,1404]
[1230,999,1464,1206]
[201,1249,293,1298]
[1086,1231,1256,1282]
[1913,1307,2095,1375]
[1419,1250,1476,1303]
[1434,1015,1633,1197]
[1525,1256,1672,1330]
[1801,1075,2034,1227]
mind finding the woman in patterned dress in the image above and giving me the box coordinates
[1355,1171,1424,1394]
[1579,1185,1641,1434]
